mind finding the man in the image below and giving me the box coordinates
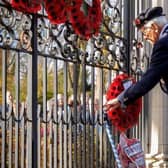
[104,6,168,111]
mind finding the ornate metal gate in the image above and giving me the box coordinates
[0,0,145,168]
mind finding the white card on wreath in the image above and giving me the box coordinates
[84,0,93,7]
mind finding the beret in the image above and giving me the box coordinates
[134,6,165,28]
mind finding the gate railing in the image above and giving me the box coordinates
[0,1,146,168]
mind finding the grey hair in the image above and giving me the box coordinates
[144,16,168,28]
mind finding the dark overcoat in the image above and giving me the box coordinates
[120,26,168,105]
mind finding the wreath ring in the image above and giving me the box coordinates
[106,73,142,132]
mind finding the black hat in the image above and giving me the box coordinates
[134,6,165,28]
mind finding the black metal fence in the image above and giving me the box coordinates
[0,0,149,167]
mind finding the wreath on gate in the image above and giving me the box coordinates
[9,0,102,40]
[106,73,142,132]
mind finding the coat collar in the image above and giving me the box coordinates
[159,23,168,39]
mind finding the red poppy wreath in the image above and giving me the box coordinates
[106,73,142,132]
[11,0,41,13]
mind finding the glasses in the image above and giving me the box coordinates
[142,26,152,36]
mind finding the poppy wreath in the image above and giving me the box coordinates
[106,73,142,132]
[10,0,102,40]
[69,0,102,39]
[11,0,41,13]
[44,0,70,24]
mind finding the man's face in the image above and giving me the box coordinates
[141,23,160,44]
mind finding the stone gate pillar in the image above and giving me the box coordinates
[146,84,168,167]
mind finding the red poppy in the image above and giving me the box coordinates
[134,18,141,26]
[44,0,70,24]
[106,74,142,132]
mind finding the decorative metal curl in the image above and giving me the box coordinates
[20,30,32,50]
[0,28,13,46]
[0,0,127,71]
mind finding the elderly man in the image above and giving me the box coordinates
[104,6,168,111]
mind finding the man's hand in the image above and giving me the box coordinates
[103,98,121,112]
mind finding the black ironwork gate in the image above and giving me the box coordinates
[0,0,147,167]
